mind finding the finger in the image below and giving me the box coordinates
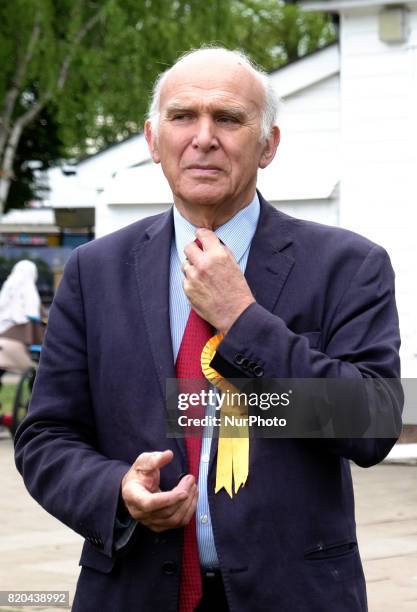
[125,480,193,520]
[182,266,198,285]
[131,486,189,516]
[181,260,193,277]
[146,500,185,520]
[176,474,195,491]
[184,240,205,266]
[134,449,173,474]
[132,450,174,493]
[146,481,197,521]
[183,278,197,301]
[146,485,198,529]
[139,476,196,519]
[154,481,197,523]
[176,485,199,526]
[142,473,195,510]
[195,228,221,250]
[221,242,237,261]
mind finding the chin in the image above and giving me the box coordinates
[178,185,230,208]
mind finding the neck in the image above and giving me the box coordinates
[174,192,256,230]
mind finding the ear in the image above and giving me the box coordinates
[144,119,161,163]
[259,125,280,169]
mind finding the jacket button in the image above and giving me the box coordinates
[162,561,178,575]
[253,365,264,377]
[241,358,250,369]
[248,361,256,372]
[234,353,245,365]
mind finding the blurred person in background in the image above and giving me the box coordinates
[0,260,43,383]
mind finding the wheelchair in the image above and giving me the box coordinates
[0,318,45,437]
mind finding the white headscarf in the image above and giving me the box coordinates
[0,260,41,334]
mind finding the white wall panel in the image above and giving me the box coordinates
[339,6,417,377]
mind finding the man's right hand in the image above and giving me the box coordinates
[121,450,198,533]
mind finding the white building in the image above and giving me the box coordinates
[303,0,417,385]
[46,0,417,383]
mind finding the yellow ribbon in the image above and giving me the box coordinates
[201,334,249,498]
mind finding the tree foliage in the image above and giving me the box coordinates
[0,0,335,212]
[7,101,64,209]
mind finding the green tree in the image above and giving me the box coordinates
[7,101,64,211]
[0,0,334,214]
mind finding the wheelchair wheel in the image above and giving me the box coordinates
[11,367,36,437]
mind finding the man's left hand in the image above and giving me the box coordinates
[183,228,255,334]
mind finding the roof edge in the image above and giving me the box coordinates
[301,0,417,12]
[269,43,339,99]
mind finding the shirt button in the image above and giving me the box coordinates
[201,453,209,463]
[200,514,208,524]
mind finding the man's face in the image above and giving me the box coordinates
[145,56,279,213]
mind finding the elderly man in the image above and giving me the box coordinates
[14,48,401,612]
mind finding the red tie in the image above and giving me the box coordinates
[176,245,213,612]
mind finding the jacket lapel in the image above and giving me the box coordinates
[245,193,295,313]
[133,209,186,460]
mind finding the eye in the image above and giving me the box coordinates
[171,113,193,122]
[217,115,239,124]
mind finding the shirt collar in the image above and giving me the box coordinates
[173,192,260,265]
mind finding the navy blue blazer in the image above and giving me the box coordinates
[14,195,402,611]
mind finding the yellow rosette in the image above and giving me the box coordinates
[201,333,249,498]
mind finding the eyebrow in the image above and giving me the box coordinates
[164,105,193,117]
[214,107,247,121]
[164,103,248,120]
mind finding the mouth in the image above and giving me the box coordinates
[186,165,222,174]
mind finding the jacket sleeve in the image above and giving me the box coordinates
[14,249,131,559]
[211,244,403,467]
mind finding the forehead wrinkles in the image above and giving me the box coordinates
[163,91,256,117]
[160,63,265,114]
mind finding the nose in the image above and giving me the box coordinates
[192,117,219,151]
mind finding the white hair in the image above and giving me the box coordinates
[147,47,279,142]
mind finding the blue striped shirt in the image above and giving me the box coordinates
[170,193,260,568]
